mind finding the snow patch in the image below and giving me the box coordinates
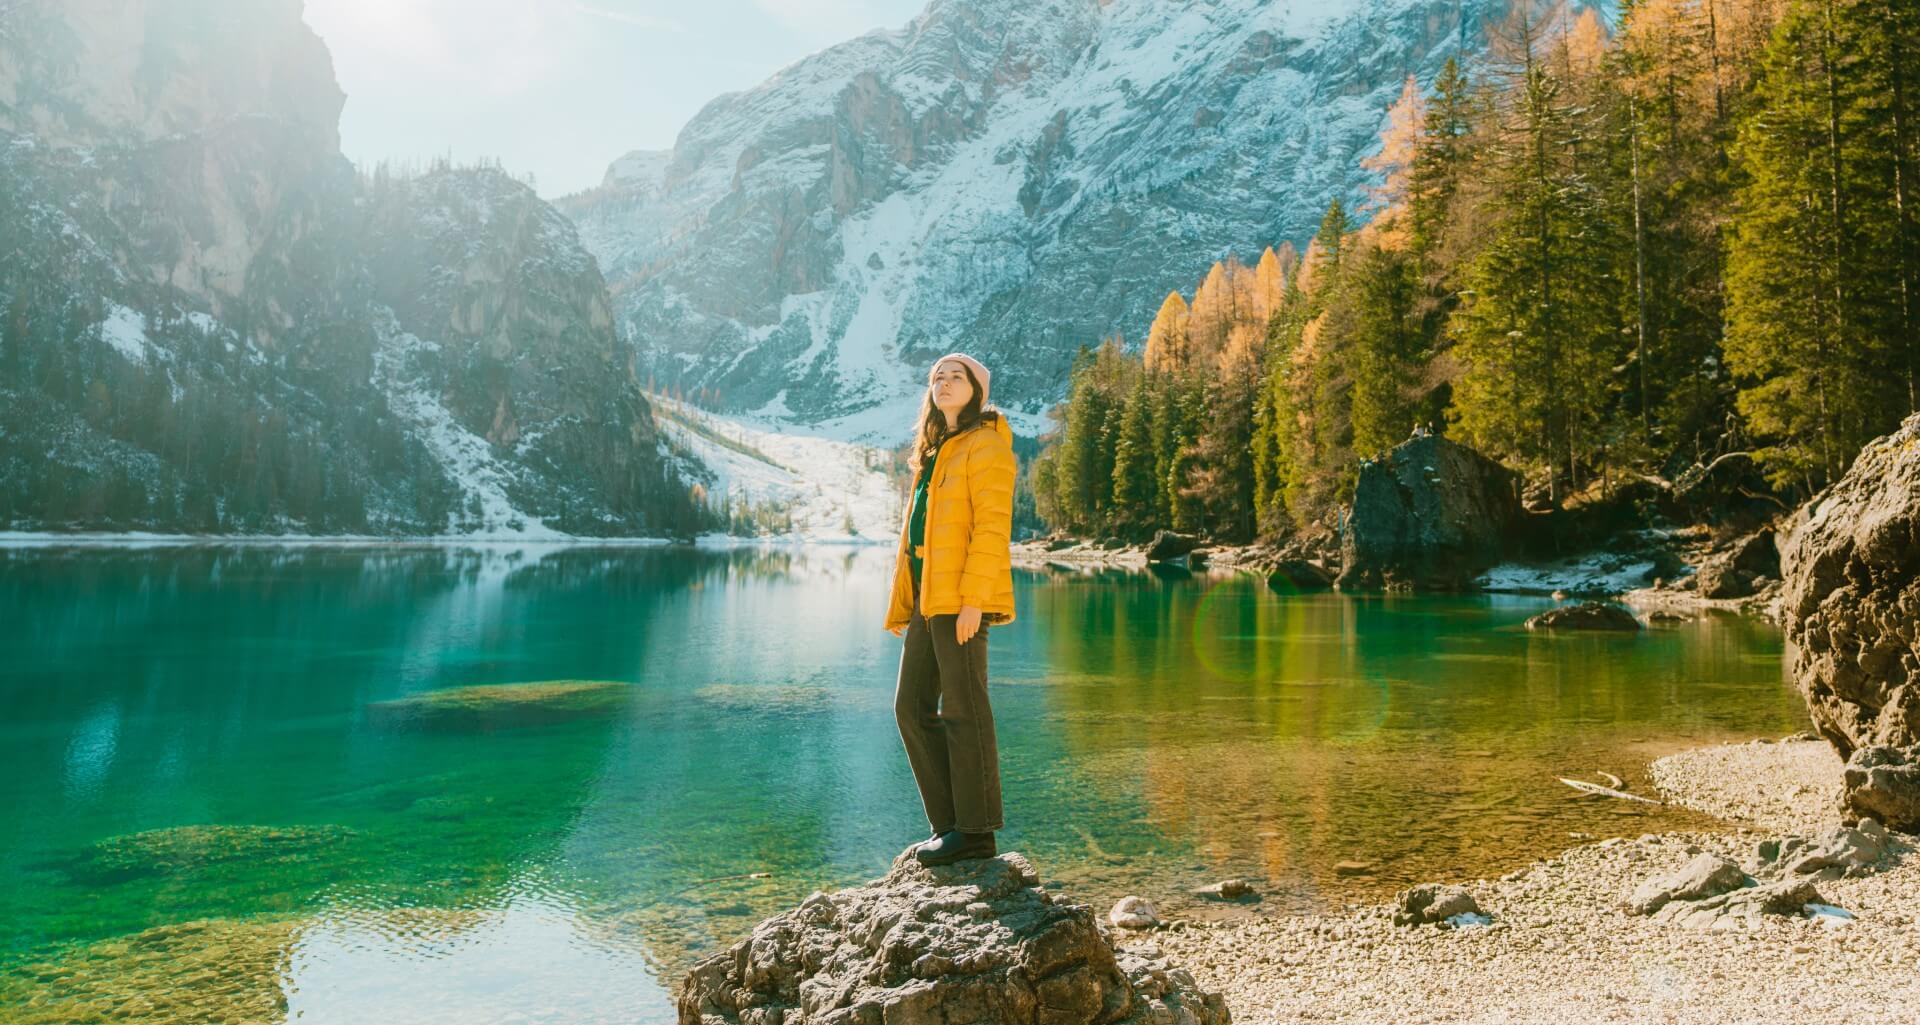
[97,304,149,365]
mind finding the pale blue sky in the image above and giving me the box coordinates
[303,0,929,198]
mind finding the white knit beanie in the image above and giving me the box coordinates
[929,352,991,407]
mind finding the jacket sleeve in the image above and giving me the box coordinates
[958,432,1017,609]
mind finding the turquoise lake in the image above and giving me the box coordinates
[0,544,1805,1024]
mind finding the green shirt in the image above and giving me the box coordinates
[908,450,938,582]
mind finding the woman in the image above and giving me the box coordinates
[886,352,1017,867]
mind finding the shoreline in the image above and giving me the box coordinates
[1129,738,1920,1024]
[1013,536,1783,618]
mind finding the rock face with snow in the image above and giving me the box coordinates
[1337,434,1522,591]
[0,0,700,535]
[1780,412,1920,757]
[676,848,1228,1025]
[562,0,1565,439]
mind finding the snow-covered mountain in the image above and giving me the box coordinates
[562,0,1523,442]
[0,0,703,537]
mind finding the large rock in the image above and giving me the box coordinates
[1392,883,1482,927]
[1647,878,1827,932]
[1338,435,1521,591]
[1525,602,1642,632]
[677,850,1229,1025]
[1780,412,1920,757]
[1756,820,1892,876]
[1841,746,1920,833]
[1625,853,1748,915]
[1145,531,1199,563]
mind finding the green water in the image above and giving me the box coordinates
[0,544,1802,1023]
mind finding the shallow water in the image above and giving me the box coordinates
[0,545,1802,1023]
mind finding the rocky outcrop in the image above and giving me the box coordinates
[1337,435,1522,591]
[1525,602,1642,632]
[677,850,1228,1025]
[1841,747,1920,833]
[1779,412,1920,757]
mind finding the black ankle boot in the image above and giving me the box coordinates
[915,829,996,866]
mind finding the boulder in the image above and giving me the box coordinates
[1840,745,1920,833]
[1338,435,1521,591]
[1696,560,1756,600]
[1524,602,1642,632]
[1625,853,1748,915]
[676,850,1228,1025]
[1779,412,1920,757]
[1647,878,1827,931]
[1145,531,1199,563]
[1694,528,1781,599]
[1264,559,1333,592]
[1392,883,1481,927]
[1109,896,1161,930]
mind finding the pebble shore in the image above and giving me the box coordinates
[1131,739,1920,1024]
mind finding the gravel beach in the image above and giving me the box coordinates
[1133,738,1920,1024]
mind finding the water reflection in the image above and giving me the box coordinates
[0,546,1802,1023]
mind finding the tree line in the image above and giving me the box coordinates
[1031,0,1919,543]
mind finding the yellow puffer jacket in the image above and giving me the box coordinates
[885,413,1018,631]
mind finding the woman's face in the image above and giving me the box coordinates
[929,360,974,421]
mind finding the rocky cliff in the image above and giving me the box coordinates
[0,0,703,536]
[562,0,1567,440]
[1781,412,1920,758]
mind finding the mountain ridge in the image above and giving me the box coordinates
[562,0,1527,442]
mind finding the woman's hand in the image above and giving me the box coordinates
[887,624,906,637]
[955,605,982,645]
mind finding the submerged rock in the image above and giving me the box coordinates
[1393,883,1481,927]
[1524,602,1641,632]
[1841,746,1920,833]
[1625,853,1748,915]
[1198,878,1253,899]
[66,824,353,884]
[676,850,1228,1025]
[366,680,630,731]
[1338,434,1522,591]
[0,917,303,1024]
[1780,412,1920,757]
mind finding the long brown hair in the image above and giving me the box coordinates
[909,362,997,474]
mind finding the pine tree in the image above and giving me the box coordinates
[1448,1,1625,502]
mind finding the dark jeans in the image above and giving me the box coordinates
[895,584,1004,834]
